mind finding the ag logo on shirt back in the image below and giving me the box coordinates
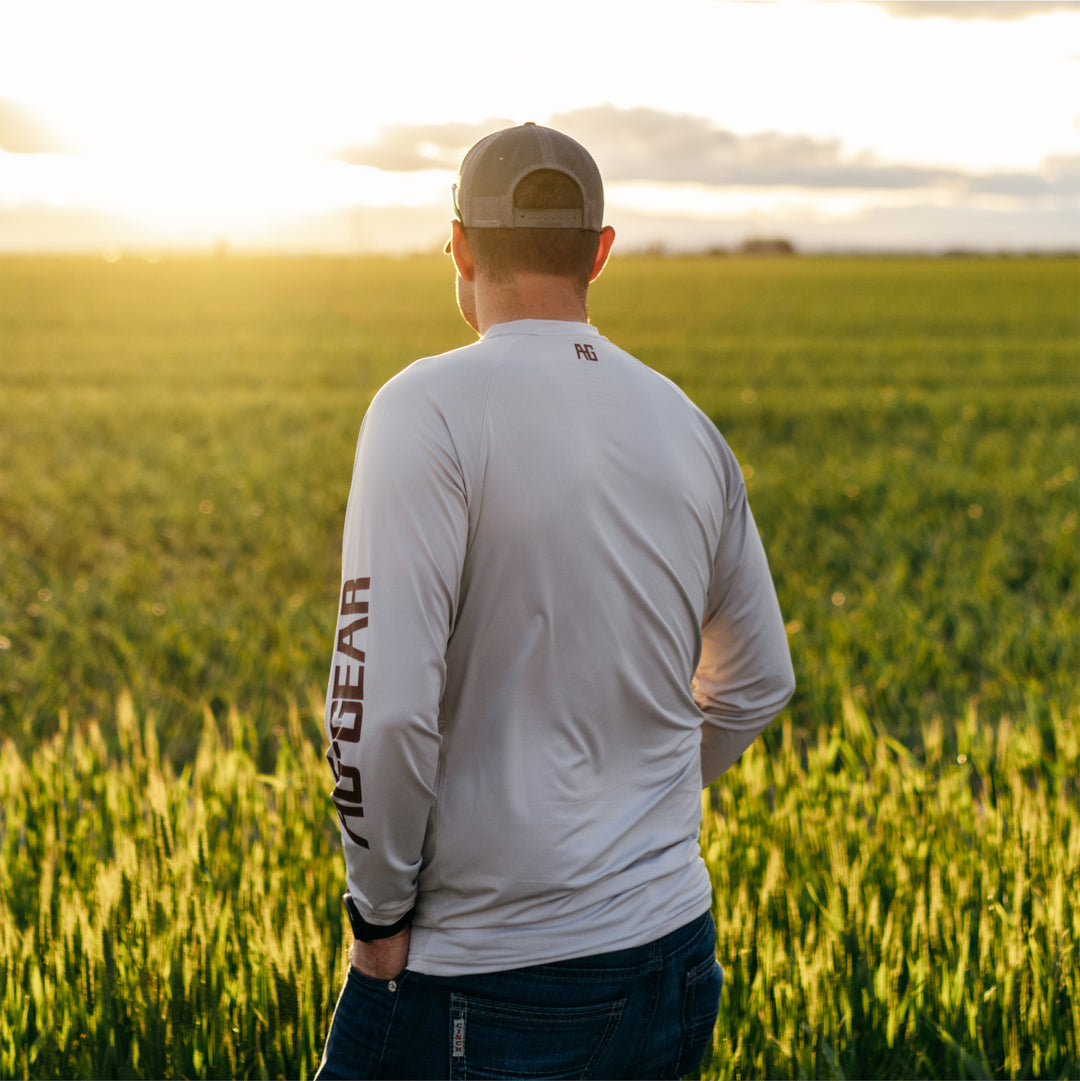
[574,343,598,362]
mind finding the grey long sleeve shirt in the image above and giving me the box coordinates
[325,319,794,976]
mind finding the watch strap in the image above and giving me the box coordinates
[343,894,413,942]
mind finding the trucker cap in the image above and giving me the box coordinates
[453,122,604,232]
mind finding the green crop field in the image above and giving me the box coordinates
[1,254,1077,1079]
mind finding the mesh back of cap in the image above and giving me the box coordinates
[458,125,603,231]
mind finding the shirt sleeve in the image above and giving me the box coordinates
[324,375,468,925]
[693,480,795,788]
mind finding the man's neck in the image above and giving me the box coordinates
[475,273,588,335]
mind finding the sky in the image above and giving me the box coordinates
[0,0,1077,254]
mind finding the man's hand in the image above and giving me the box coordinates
[348,926,410,980]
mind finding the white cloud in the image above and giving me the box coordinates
[550,107,959,189]
[868,2,1076,20]
[335,107,1074,201]
[0,98,70,154]
[336,120,515,172]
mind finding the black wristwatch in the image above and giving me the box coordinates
[343,894,413,942]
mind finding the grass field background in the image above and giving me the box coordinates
[1,254,1077,1078]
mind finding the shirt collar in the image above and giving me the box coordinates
[481,320,600,340]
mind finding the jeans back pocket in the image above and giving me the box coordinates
[677,954,723,1076]
[449,991,626,1080]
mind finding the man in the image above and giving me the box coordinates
[317,123,795,1080]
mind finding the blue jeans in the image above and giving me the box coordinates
[315,909,722,1080]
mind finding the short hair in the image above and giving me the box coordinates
[465,170,601,289]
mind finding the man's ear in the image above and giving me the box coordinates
[589,226,616,284]
[449,220,476,282]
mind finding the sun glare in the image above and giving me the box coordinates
[0,0,477,242]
